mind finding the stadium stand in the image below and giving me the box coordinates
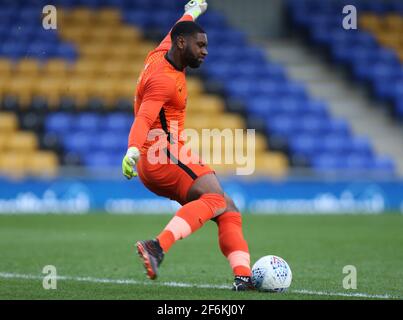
[0,0,397,178]
[287,0,403,120]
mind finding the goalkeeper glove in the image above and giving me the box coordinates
[185,0,208,20]
[122,146,140,179]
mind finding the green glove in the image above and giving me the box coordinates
[122,147,140,179]
[184,0,208,20]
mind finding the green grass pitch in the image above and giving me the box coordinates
[0,214,402,300]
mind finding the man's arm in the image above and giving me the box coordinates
[128,76,175,150]
[155,0,208,52]
[123,76,175,179]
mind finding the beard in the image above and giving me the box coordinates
[184,47,202,69]
[188,59,201,69]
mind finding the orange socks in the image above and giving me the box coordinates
[156,196,251,277]
[157,193,226,253]
[214,211,251,276]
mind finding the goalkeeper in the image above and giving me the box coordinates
[122,0,254,291]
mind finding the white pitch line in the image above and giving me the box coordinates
[0,272,399,300]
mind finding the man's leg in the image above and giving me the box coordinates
[137,173,226,280]
[156,191,226,253]
[214,195,251,276]
[186,174,254,290]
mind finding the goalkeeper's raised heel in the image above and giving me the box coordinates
[232,276,255,291]
[136,239,164,280]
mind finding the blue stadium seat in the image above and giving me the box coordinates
[289,134,319,157]
[97,132,127,153]
[372,156,396,173]
[82,151,115,168]
[64,132,93,153]
[267,116,300,137]
[45,113,73,135]
[73,113,102,132]
[105,113,132,132]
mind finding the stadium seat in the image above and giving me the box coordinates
[0,112,18,133]
[0,152,27,178]
[247,152,289,177]
[286,0,400,173]
[28,151,59,177]
[7,131,38,152]
[45,113,73,135]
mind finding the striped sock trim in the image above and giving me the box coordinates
[164,216,192,241]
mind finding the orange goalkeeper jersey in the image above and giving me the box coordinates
[128,14,194,154]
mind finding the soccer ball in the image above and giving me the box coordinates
[251,255,292,292]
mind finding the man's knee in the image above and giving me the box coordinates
[224,194,239,213]
[186,173,224,203]
[200,193,227,217]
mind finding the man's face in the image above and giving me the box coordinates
[182,33,208,69]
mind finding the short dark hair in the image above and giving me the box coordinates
[170,21,206,42]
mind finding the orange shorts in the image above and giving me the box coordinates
[137,145,214,205]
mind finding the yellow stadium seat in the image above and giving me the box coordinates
[376,32,400,48]
[252,133,267,152]
[0,59,12,77]
[85,26,117,43]
[58,26,89,42]
[71,59,99,77]
[15,59,40,76]
[115,78,136,100]
[255,152,288,176]
[55,8,69,27]
[216,114,245,130]
[62,76,91,108]
[0,134,10,153]
[185,115,214,130]
[42,59,69,77]
[0,73,12,98]
[186,78,204,96]
[0,113,18,133]
[28,151,59,177]
[93,9,121,26]
[128,61,145,77]
[185,114,245,130]
[359,14,383,32]
[34,76,66,109]
[113,26,142,42]
[124,42,156,60]
[107,43,139,60]
[105,60,144,82]
[0,152,27,178]
[6,77,35,95]
[186,113,246,130]
[102,60,128,78]
[69,8,95,26]
[7,132,38,152]
[88,78,119,107]
[0,134,6,151]
[383,14,403,30]
[5,76,35,108]
[79,42,110,59]
[187,95,224,114]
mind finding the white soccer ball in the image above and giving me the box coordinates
[251,255,292,292]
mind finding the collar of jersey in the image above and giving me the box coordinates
[164,53,184,72]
